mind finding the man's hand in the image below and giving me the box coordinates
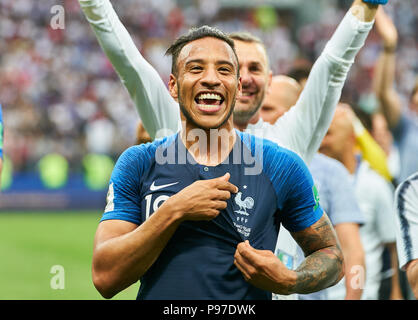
[375,7,398,51]
[352,0,380,22]
[235,214,344,296]
[165,173,238,222]
[234,240,296,294]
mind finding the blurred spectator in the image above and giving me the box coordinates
[320,104,403,300]
[371,112,401,181]
[393,171,418,299]
[259,75,301,124]
[260,76,365,300]
[373,7,418,184]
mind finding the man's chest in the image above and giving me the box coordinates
[139,163,278,242]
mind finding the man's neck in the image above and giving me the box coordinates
[234,122,248,131]
[181,119,237,166]
[341,151,358,175]
[233,111,260,132]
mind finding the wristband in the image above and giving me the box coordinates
[362,0,388,5]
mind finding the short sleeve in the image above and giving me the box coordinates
[101,145,151,225]
[263,144,324,232]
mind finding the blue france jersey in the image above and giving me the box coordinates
[102,131,323,300]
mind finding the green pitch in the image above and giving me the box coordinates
[0,211,140,300]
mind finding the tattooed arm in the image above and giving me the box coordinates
[234,213,344,295]
[291,213,344,294]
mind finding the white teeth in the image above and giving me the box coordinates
[197,104,219,110]
[197,93,222,101]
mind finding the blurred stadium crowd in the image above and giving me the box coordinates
[0,0,416,176]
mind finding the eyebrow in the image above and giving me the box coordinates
[248,61,264,68]
[185,59,236,69]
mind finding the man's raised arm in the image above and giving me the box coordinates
[373,7,402,130]
[78,0,180,139]
[272,0,379,164]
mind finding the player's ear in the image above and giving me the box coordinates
[237,76,242,98]
[168,74,179,102]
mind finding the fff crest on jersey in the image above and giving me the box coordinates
[234,188,254,217]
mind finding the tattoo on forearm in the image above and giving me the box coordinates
[293,246,343,294]
[291,215,344,294]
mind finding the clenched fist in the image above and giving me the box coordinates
[162,173,238,222]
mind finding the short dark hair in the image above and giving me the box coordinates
[352,105,373,132]
[165,26,239,77]
[228,32,270,69]
[287,65,312,84]
[228,32,264,46]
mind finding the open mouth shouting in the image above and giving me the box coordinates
[195,92,225,113]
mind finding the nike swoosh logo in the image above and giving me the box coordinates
[150,181,179,191]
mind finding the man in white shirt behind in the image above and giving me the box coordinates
[261,76,366,300]
[393,172,418,299]
[320,104,402,300]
